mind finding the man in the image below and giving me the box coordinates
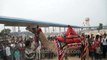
[25,40,35,60]
[1,42,7,60]
[0,42,2,58]
[5,43,11,60]
[101,33,107,58]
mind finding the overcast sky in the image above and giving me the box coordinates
[0,0,107,31]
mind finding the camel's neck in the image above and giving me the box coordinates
[38,32,56,53]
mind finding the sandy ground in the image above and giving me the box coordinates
[0,57,107,60]
[42,57,80,60]
[42,57,107,60]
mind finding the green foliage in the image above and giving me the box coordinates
[0,29,11,35]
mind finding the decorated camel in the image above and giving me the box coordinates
[26,25,82,60]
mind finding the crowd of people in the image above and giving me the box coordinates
[0,32,107,60]
[81,33,107,60]
[0,35,55,60]
[0,36,26,60]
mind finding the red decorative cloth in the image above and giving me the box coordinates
[66,25,77,36]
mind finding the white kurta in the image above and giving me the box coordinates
[6,46,11,56]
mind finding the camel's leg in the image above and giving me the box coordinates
[64,53,68,60]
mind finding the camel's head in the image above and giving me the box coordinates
[26,25,42,34]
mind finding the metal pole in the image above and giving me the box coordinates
[48,27,50,33]
[4,24,6,41]
[53,27,55,32]
[18,26,20,32]
[59,27,61,33]
[64,27,65,32]
[45,27,47,33]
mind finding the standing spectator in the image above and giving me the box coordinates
[101,33,107,58]
[1,43,6,60]
[14,48,20,60]
[87,35,91,47]
[35,41,41,60]
[80,33,85,58]
[94,35,100,45]
[10,41,16,60]
[90,34,95,43]
[25,40,35,60]
[95,44,102,60]
[5,43,11,60]
[90,41,96,60]
[0,42,3,58]
[18,40,25,60]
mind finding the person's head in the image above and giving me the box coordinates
[96,35,100,40]
[6,43,9,46]
[99,35,102,39]
[87,35,90,39]
[25,40,31,47]
[82,33,85,36]
[104,33,107,38]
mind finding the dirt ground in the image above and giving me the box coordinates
[42,57,80,60]
[42,57,107,60]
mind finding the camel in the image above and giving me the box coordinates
[26,25,82,60]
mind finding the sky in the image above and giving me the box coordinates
[0,0,107,32]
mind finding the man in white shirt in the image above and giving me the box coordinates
[5,44,11,60]
[101,33,107,58]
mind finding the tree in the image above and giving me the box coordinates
[0,29,11,35]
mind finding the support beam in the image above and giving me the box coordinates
[18,26,20,32]
[59,27,61,33]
